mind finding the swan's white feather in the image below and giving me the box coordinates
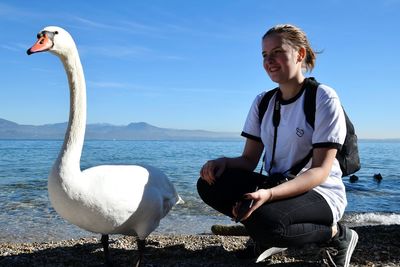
[31,26,181,240]
[49,164,179,238]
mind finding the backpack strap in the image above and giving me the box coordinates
[268,90,282,174]
[258,88,279,124]
[302,78,361,176]
[258,78,320,176]
[303,77,320,129]
[287,77,319,176]
[257,88,278,174]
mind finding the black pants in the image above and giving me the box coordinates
[197,168,334,247]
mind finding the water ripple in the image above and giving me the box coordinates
[0,139,399,242]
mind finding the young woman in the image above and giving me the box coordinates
[197,24,358,267]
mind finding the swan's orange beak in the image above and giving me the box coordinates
[27,34,53,55]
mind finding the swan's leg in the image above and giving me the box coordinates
[101,234,113,266]
[134,238,145,267]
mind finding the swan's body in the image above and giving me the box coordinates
[28,26,181,265]
[50,164,178,238]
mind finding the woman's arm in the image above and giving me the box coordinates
[269,147,338,200]
[200,138,264,185]
[227,138,264,171]
[237,147,337,221]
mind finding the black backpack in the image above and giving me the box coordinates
[258,77,361,177]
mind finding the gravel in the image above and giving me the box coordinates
[0,225,399,266]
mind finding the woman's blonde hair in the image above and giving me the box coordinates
[263,24,317,72]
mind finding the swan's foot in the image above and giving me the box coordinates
[101,234,113,267]
[134,239,145,267]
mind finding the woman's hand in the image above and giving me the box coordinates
[232,188,273,222]
[200,157,227,185]
[200,139,264,186]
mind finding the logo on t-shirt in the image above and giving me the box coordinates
[296,128,304,137]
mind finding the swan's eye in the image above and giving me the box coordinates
[43,31,56,40]
[37,33,43,39]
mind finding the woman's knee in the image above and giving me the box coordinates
[196,177,223,205]
[196,177,210,201]
[244,217,285,246]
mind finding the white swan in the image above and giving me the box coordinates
[27,26,182,266]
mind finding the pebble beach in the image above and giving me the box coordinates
[1,224,399,267]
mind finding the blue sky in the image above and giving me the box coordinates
[0,0,399,139]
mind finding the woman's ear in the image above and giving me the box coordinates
[297,47,306,62]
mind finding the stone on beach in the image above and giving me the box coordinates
[0,225,399,266]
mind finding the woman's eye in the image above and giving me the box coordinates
[262,49,283,59]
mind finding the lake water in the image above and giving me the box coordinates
[0,139,399,242]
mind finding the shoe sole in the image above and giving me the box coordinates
[255,247,287,263]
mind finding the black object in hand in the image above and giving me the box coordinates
[235,185,259,223]
[235,197,255,223]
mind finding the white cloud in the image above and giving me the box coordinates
[79,43,185,62]
[88,81,128,89]
[1,43,30,53]
[1,44,19,52]
[72,16,126,31]
[81,44,152,59]
[0,3,41,19]
[71,16,160,36]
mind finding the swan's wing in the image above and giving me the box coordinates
[142,165,181,205]
[82,165,149,222]
[81,164,179,228]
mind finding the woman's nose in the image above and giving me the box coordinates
[264,56,275,66]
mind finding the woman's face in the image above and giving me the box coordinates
[262,33,302,84]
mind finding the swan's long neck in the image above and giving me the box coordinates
[54,48,86,173]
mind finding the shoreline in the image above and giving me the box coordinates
[1,225,399,266]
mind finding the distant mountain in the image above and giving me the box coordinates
[0,118,240,140]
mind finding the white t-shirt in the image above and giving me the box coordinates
[242,82,347,223]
